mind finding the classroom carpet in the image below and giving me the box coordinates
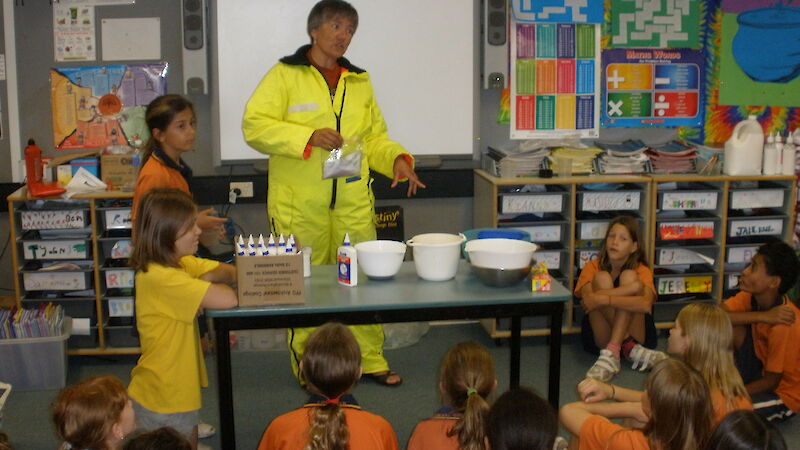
[3,322,799,449]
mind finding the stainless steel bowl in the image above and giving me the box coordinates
[471,265,531,287]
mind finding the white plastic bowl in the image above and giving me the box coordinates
[465,238,538,269]
[354,240,407,280]
[407,233,466,281]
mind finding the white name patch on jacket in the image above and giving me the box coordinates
[287,103,318,113]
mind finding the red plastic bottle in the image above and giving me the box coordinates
[24,138,42,183]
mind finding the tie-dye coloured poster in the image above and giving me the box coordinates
[50,63,167,149]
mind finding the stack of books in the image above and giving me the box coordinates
[0,303,64,339]
[646,141,698,174]
[594,140,651,174]
[549,147,603,175]
[484,146,549,178]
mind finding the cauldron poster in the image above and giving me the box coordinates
[718,1,800,106]
[50,63,167,149]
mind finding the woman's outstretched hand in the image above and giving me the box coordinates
[391,156,426,197]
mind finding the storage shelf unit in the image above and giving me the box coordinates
[474,170,797,339]
[474,170,652,338]
[7,187,139,355]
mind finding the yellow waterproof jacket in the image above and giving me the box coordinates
[243,45,412,264]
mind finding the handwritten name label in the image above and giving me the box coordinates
[580,221,609,240]
[501,194,563,214]
[727,246,758,264]
[657,248,710,265]
[23,240,87,260]
[661,192,718,210]
[104,209,132,229]
[657,276,712,295]
[730,190,784,209]
[729,219,783,237]
[578,250,599,269]
[581,191,640,211]
[535,251,561,270]
[659,221,714,240]
[108,298,134,317]
[21,210,86,230]
[520,225,561,242]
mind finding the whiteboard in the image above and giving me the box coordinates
[210,0,478,164]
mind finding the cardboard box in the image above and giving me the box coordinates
[101,153,136,190]
[236,252,305,306]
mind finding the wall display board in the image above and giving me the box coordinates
[510,21,601,138]
[211,0,476,163]
[602,48,704,127]
[50,64,166,149]
[610,0,701,48]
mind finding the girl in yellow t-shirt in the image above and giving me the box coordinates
[127,188,237,448]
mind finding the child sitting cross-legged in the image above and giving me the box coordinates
[722,240,800,423]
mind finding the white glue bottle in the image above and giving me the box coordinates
[337,233,358,287]
[763,133,778,175]
[783,133,796,175]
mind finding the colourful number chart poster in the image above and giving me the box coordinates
[510,21,601,139]
[50,63,167,149]
[602,49,704,127]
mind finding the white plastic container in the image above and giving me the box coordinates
[783,133,796,175]
[465,238,539,269]
[763,133,778,175]
[354,240,406,280]
[337,233,358,287]
[407,233,466,281]
[724,115,764,175]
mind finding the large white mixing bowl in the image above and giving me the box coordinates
[354,240,407,280]
[465,238,538,269]
[407,233,466,281]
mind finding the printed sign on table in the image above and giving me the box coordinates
[511,21,601,138]
[602,49,704,127]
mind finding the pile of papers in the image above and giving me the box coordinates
[485,146,549,178]
[0,303,64,339]
[594,140,651,174]
[549,147,603,175]
[646,141,698,174]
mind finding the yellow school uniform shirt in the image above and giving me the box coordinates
[128,255,219,413]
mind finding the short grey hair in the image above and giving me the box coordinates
[307,0,358,41]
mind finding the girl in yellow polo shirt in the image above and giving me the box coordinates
[127,188,238,448]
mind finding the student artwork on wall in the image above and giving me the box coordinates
[510,21,601,138]
[512,0,604,24]
[609,0,701,48]
[700,1,800,144]
[718,1,800,106]
[601,48,704,127]
[50,64,166,150]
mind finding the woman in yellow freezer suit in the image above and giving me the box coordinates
[242,0,425,387]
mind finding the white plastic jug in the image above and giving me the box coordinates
[724,115,764,175]
[407,233,466,281]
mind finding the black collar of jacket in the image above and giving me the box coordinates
[280,44,366,74]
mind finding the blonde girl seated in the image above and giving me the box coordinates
[579,302,752,425]
[257,322,399,450]
[407,341,497,450]
[560,359,713,450]
[574,215,657,381]
[127,188,238,449]
[51,375,136,450]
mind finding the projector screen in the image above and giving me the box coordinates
[210,0,478,164]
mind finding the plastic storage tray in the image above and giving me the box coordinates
[0,317,71,389]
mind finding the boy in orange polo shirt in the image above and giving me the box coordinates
[722,241,800,422]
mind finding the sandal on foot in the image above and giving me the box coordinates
[362,370,403,387]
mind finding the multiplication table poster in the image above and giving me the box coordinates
[510,21,601,139]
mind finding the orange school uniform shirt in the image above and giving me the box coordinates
[407,415,460,450]
[131,154,191,220]
[711,388,752,424]
[574,260,656,298]
[723,292,800,412]
[258,402,399,450]
[578,415,650,450]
